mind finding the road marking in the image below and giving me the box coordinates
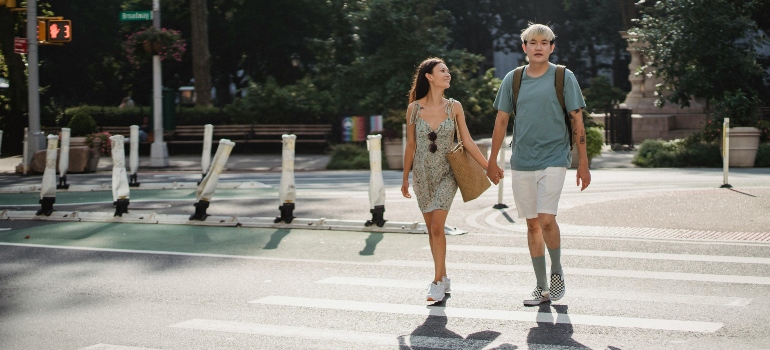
[249,296,723,333]
[79,345,161,350]
[171,319,493,349]
[315,276,752,307]
[379,260,770,285]
[436,244,770,264]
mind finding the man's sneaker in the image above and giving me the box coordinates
[426,281,446,302]
[549,273,565,301]
[523,286,550,306]
[442,276,451,294]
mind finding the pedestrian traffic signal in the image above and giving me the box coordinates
[37,20,46,42]
[47,20,71,43]
[1,0,18,8]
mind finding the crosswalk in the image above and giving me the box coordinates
[75,234,769,350]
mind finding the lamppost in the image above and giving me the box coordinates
[149,0,169,167]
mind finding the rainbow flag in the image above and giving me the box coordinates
[341,116,367,142]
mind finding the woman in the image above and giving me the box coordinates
[401,57,489,302]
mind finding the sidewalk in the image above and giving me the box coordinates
[0,145,635,175]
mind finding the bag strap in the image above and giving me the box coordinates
[511,66,525,116]
[555,65,574,150]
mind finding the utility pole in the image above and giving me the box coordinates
[26,0,43,157]
[150,0,169,166]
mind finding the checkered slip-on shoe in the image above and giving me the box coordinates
[523,286,550,306]
[549,273,565,301]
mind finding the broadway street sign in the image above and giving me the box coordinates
[120,11,153,21]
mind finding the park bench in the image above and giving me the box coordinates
[167,124,333,145]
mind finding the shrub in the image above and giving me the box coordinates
[585,127,603,159]
[67,113,97,137]
[582,76,627,114]
[756,143,770,167]
[228,77,336,125]
[632,137,721,167]
[86,132,112,154]
[326,143,372,170]
[124,27,186,68]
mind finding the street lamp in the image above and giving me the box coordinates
[290,53,301,68]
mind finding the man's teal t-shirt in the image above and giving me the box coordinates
[493,63,586,171]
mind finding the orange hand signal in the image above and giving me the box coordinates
[49,23,60,39]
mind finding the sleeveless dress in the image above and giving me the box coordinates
[409,99,459,213]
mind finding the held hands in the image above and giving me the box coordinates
[401,179,412,198]
[576,164,591,191]
[486,162,504,185]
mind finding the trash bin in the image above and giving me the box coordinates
[606,108,632,146]
[149,87,176,132]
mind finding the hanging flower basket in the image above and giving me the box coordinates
[124,27,186,68]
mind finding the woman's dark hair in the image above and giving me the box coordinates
[408,57,445,103]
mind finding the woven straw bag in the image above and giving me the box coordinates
[445,107,491,202]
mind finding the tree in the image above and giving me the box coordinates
[190,0,212,106]
[631,0,766,109]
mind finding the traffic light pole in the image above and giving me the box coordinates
[25,0,44,159]
[149,0,169,167]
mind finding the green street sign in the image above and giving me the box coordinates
[120,11,153,21]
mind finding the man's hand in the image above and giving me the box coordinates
[486,162,504,185]
[576,165,591,191]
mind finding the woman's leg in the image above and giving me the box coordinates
[428,210,449,283]
[422,212,435,277]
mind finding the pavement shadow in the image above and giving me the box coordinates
[263,229,291,250]
[359,232,383,256]
[397,294,513,349]
[526,303,591,349]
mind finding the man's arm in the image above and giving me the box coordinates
[486,110,510,184]
[569,109,591,190]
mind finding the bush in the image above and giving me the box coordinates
[326,143,373,170]
[632,137,721,167]
[585,127,603,159]
[582,76,627,114]
[67,113,97,137]
[756,143,770,167]
[228,77,336,125]
[63,105,231,127]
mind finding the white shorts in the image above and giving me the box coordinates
[511,167,567,219]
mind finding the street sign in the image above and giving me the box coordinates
[120,11,152,21]
[13,37,27,54]
[47,20,72,43]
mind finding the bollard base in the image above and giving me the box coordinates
[36,197,55,216]
[365,205,387,227]
[57,175,70,190]
[113,198,130,217]
[189,200,210,221]
[274,203,296,224]
[492,203,509,209]
[128,173,140,187]
[720,183,733,189]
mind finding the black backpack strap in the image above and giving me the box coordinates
[555,65,573,150]
[511,66,525,116]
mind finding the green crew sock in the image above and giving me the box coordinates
[548,247,562,275]
[532,256,547,289]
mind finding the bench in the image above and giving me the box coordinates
[166,124,333,145]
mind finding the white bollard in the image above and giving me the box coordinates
[275,134,297,223]
[37,134,58,216]
[201,124,214,181]
[22,127,29,175]
[493,132,508,209]
[57,128,71,189]
[111,135,131,216]
[129,125,140,186]
[365,135,387,227]
[191,138,236,220]
[721,118,731,188]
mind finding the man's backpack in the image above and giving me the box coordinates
[511,65,573,150]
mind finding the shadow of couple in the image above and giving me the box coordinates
[396,297,589,350]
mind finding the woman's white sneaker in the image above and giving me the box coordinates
[426,281,446,302]
[442,276,451,294]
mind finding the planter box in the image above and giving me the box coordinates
[384,139,403,170]
[721,127,761,167]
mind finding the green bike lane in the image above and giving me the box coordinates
[0,187,278,206]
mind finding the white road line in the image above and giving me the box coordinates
[79,345,161,350]
[171,319,491,349]
[379,260,770,285]
[315,276,752,307]
[249,296,723,333]
[437,244,770,264]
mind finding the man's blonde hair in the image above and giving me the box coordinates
[520,23,556,44]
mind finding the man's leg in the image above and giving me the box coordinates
[538,213,561,275]
[526,217,547,290]
[535,167,568,300]
[512,169,549,305]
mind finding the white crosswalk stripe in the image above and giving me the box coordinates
[248,296,723,333]
[79,345,161,350]
[315,276,752,306]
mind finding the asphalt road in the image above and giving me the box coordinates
[1,167,769,349]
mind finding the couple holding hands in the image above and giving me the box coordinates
[400,23,591,306]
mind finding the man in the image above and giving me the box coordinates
[486,23,591,306]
